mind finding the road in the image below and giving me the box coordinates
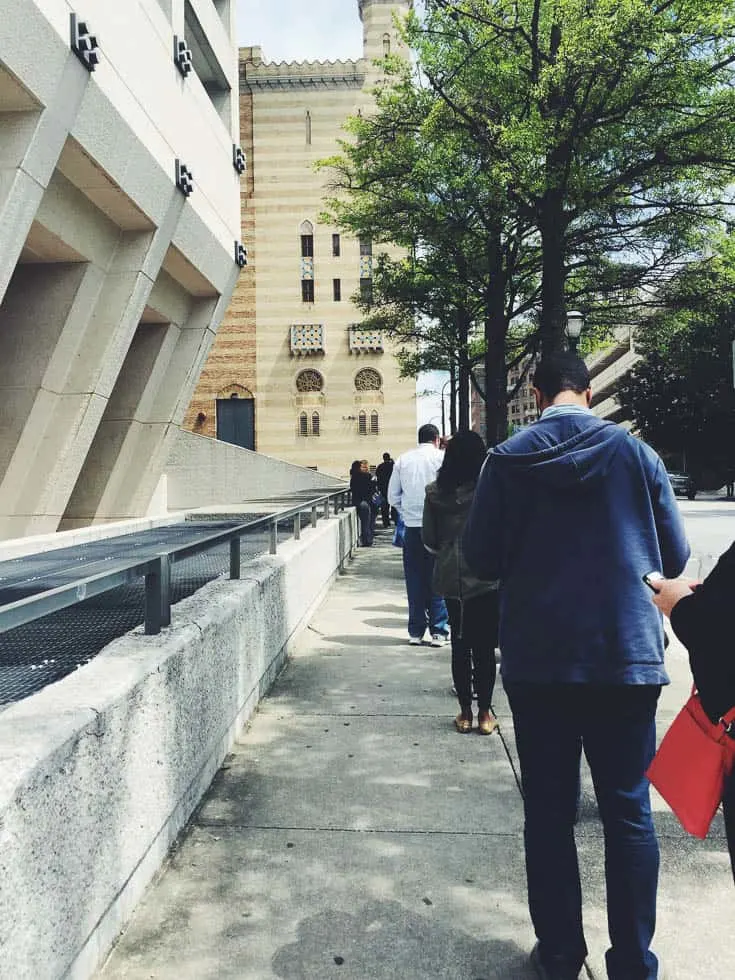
[678,500,735,571]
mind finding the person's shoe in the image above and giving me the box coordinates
[429,633,448,647]
[454,711,473,734]
[477,711,498,735]
[408,636,423,646]
[529,942,583,980]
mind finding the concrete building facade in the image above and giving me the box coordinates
[185,0,418,478]
[0,0,242,539]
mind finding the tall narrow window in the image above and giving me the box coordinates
[301,234,314,257]
[333,278,341,302]
[332,233,341,257]
[305,110,312,145]
[358,411,367,435]
[299,412,308,437]
[370,410,380,435]
[301,280,315,303]
[360,278,373,305]
[383,33,391,56]
[359,238,373,256]
[311,412,320,436]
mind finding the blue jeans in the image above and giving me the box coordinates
[356,501,373,546]
[505,682,661,980]
[402,526,448,639]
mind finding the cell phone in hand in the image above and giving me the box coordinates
[642,571,664,591]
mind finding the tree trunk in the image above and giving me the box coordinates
[456,309,471,431]
[484,228,508,447]
[449,361,458,434]
[538,188,568,355]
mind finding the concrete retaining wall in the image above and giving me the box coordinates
[165,428,345,511]
[0,510,356,980]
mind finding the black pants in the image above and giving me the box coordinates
[723,765,735,884]
[446,592,499,712]
[379,496,397,527]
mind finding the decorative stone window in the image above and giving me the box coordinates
[291,323,324,355]
[357,410,379,435]
[383,33,391,56]
[354,367,382,391]
[358,411,367,435]
[349,324,383,354]
[305,110,312,145]
[370,410,379,434]
[295,369,324,392]
[298,411,320,437]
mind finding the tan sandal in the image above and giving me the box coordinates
[454,712,473,734]
[477,711,498,735]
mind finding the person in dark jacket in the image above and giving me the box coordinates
[350,459,376,547]
[463,353,689,980]
[422,430,499,735]
[649,543,735,883]
[375,452,397,527]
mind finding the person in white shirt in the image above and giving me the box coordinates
[388,424,449,645]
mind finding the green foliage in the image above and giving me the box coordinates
[617,235,735,486]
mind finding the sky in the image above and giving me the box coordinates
[236,0,365,63]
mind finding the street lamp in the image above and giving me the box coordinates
[566,310,584,353]
[440,379,451,437]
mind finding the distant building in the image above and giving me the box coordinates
[184,0,418,478]
[470,359,538,439]
[0,0,241,538]
[587,325,637,426]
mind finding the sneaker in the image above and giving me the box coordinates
[529,942,583,980]
[408,636,423,646]
[429,633,447,647]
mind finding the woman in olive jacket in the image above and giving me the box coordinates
[422,430,500,734]
[651,540,735,882]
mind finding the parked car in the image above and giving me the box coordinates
[667,471,697,500]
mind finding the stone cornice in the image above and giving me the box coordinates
[241,56,367,91]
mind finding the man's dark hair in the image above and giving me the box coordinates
[382,452,391,461]
[532,352,590,400]
[418,423,440,444]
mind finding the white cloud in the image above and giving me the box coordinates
[237,0,364,63]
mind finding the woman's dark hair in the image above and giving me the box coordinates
[436,429,487,492]
[349,459,362,477]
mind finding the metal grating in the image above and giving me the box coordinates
[0,518,281,708]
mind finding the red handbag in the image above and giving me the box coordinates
[646,689,735,839]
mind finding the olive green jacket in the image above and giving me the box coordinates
[422,479,499,600]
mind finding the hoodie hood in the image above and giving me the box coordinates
[490,416,629,490]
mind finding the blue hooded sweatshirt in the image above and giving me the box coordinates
[463,408,690,685]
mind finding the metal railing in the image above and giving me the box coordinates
[0,490,350,638]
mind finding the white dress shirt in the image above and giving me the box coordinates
[387,442,444,527]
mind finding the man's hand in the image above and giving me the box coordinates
[649,576,699,618]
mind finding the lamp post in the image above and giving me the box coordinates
[566,310,584,353]
[440,379,451,437]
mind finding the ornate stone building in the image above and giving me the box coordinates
[185,0,417,477]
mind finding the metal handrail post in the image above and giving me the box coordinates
[144,558,162,635]
[160,554,171,627]
[270,520,278,554]
[311,505,318,527]
[229,537,241,579]
[323,497,330,519]
[293,514,301,540]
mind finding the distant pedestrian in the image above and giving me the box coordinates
[422,430,499,735]
[375,452,397,527]
[388,424,449,646]
[350,459,375,547]
[649,542,735,884]
[464,352,689,980]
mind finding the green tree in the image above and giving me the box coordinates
[416,0,735,352]
[617,235,735,488]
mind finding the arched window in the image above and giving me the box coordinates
[305,110,312,145]
[358,411,367,435]
[299,412,308,437]
[383,33,391,56]
[311,411,320,436]
[300,219,314,257]
[370,410,379,435]
[295,369,324,393]
[354,368,382,391]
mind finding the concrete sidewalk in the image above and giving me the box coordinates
[98,534,733,980]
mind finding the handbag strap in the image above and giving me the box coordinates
[689,684,735,735]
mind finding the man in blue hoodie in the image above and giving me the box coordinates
[464,352,689,980]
